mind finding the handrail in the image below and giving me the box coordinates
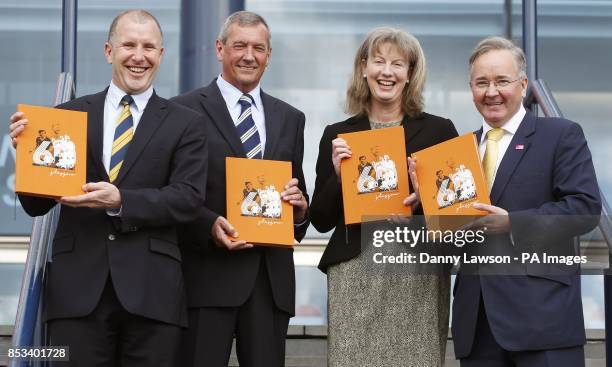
[530,77,612,367]
[9,72,75,367]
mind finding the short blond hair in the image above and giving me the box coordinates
[469,36,526,78]
[107,9,163,44]
[345,27,426,118]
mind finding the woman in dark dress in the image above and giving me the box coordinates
[310,27,458,366]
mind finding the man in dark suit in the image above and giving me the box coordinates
[451,37,601,367]
[171,10,309,367]
[9,10,207,366]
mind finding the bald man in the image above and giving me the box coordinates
[9,9,207,366]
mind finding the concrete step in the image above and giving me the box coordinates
[1,327,606,367]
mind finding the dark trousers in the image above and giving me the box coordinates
[460,297,584,367]
[180,258,291,367]
[48,277,181,367]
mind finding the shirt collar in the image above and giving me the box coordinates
[216,74,262,111]
[107,80,154,112]
[480,104,526,143]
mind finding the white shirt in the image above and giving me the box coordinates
[216,74,266,154]
[103,81,153,173]
[478,105,526,187]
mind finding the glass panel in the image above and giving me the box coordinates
[0,0,62,234]
[536,0,612,201]
[0,263,25,325]
[293,266,327,325]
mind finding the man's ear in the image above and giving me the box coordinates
[265,47,272,67]
[521,77,529,97]
[104,42,113,64]
[215,39,224,62]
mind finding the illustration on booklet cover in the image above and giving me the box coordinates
[31,122,77,170]
[240,176,282,219]
[435,159,476,209]
[356,146,398,194]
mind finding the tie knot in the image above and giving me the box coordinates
[486,128,505,142]
[120,95,134,107]
[239,94,254,106]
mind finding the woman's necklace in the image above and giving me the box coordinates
[369,118,403,130]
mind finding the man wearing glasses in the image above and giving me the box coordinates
[451,37,601,367]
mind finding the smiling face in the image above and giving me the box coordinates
[362,42,409,110]
[104,15,164,95]
[216,23,271,93]
[470,49,527,127]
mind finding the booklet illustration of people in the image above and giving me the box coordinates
[226,157,294,247]
[411,133,490,230]
[15,104,87,198]
[339,126,411,225]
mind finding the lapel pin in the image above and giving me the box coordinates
[515,144,524,150]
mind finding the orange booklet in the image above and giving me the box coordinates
[226,157,294,247]
[15,104,87,198]
[339,126,411,225]
[411,133,490,230]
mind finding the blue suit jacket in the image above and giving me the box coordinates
[451,111,601,357]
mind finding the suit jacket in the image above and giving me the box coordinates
[171,80,309,315]
[310,113,458,272]
[18,89,209,327]
[452,111,602,357]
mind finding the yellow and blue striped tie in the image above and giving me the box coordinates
[109,95,134,182]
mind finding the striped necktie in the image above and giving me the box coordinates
[236,94,262,159]
[482,127,506,190]
[109,95,134,182]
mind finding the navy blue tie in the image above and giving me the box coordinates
[236,94,262,159]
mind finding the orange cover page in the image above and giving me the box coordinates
[226,157,294,247]
[339,126,411,225]
[15,104,87,198]
[411,133,490,229]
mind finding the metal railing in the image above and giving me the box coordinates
[527,78,612,366]
[10,1,78,363]
[9,72,75,367]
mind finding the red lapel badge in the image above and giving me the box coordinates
[515,144,524,150]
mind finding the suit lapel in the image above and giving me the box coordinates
[200,81,245,157]
[262,91,282,159]
[475,127,484,144]
[346,115,371,131]
[403,115,424,149]
[84,90,109,182]
[489,112,536,204]
[114,92,168,185]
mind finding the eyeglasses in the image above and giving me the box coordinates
[469,77,522,91]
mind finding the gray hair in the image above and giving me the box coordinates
[107,9,163,43]
[218,11,270,46]
[469,36,526,78]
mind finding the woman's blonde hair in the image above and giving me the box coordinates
[345,27,426,118]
